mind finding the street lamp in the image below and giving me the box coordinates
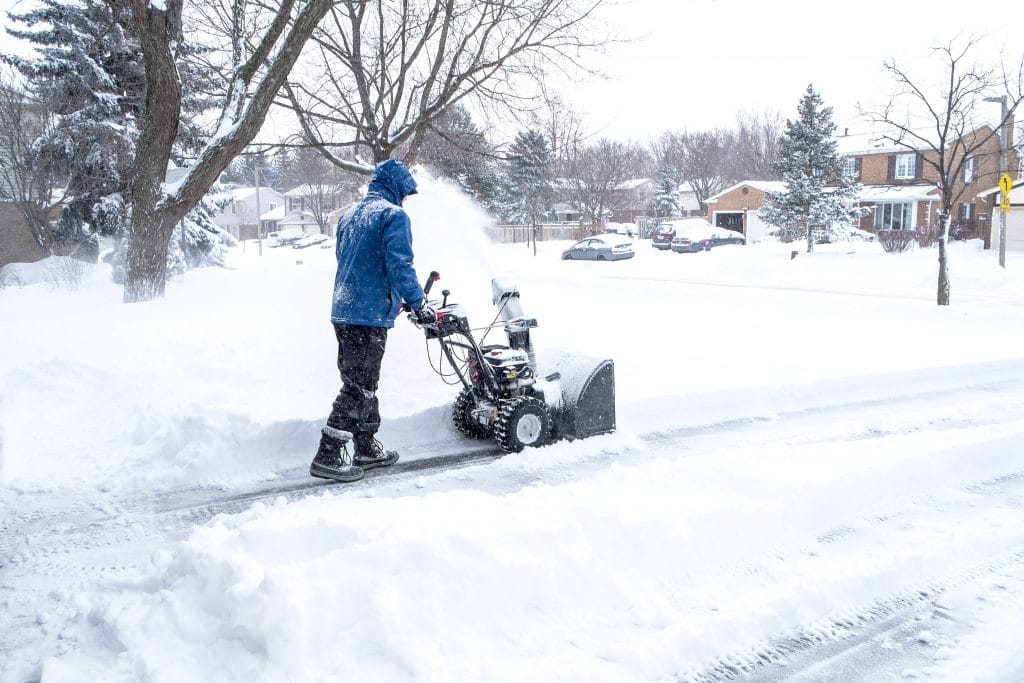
[984,95,1008,268]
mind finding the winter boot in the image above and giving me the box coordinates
[310,426,364,482]
[353,436,400,470]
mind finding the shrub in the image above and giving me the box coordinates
[916,225,939,248]
[878,230,915,253]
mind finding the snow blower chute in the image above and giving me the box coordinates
[407,271,615,452]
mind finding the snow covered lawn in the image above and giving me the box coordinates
[3,179,1024,681]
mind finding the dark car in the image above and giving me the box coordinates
[670,224,745,253]
[651,224,676,250]
[561,235,635,261]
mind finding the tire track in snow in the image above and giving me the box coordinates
[684,547,1024,682]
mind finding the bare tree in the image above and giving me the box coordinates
[732,109,784,180]
[281,147,361,233]
[661,129,735,214]
[563,138,638,225]
[0,72,64,253]
[861,35,1023,306]
[123,0,335,302]
[281,0,606,176]
[532,86,587,169]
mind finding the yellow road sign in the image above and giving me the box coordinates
[1002,196,1012,212]
[1000,173,1014,195]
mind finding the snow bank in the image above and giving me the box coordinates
[5,179,1024,681]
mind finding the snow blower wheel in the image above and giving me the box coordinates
[452,387,491,439]
[407,271,615,455]
[495,395,550,453]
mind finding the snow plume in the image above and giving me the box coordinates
[403,167,503,317]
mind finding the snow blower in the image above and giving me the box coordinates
[407,271,615,452]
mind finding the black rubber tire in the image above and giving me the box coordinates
[452,387,491,439]
[494,395,551,453]
[563,253,572,260]
[596,254,606,261]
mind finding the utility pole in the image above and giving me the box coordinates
[984,95,1008,268]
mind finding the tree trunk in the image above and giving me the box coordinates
[123,0,333,302]
[937,213,951,306]
[805,220,814,254]
[124,0,183,303]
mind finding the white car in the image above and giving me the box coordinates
[291,233,331,249]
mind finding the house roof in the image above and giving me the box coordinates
[260,205,287,221]
[707,179,939,205]
[616,178,653,191]
[976,178,1023,203]
[232,186,285,202]
[706,180,786,203]
[280,210,320,227]
[835,122,1001,156]
[857,184,938,201]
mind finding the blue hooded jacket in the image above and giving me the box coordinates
[330,160,424,327]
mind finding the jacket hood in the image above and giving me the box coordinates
[369,159,418,203]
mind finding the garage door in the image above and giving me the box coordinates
[1005,208,1024,252]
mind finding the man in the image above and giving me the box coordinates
[310,159,435,482]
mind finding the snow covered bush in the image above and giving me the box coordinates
[878,230,915,253]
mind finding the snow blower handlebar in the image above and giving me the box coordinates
[401,271,441,315]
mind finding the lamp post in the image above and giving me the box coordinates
[984,95,1008,268]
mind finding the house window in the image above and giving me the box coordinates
[894,154,916,179]
[963,156,976,183]
[958,203,973,221]
[842,157,857,179]
[874,202,913,230]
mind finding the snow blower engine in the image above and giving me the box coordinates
[407,271,615,452]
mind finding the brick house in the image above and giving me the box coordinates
[703,180,785,242]
[705,121,1018,246]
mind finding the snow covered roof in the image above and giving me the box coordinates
[260,205,287,221]
[706,181,786,203]
[976,179,1023,203]
[280,211,320,227]
[857,184,938,202]
[616,178,653,191]
[231,186,285,202]
[284,184,335,197]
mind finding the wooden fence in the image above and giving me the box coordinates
[492,222,588,244]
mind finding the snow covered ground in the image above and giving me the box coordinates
[3,177,1024,682]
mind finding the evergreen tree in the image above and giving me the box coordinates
[4,0,229,269]
[502,130,554,254]
[653,159,681,218]
[418,105,501,215]
[5,0,142,243]
[758,84,862,252]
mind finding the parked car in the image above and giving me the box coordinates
[651,218,717,250]
[605,222,637,238]
[651,224,676,250]
[267,229,306,248]
[291,233,331,249]
[670,224,745,253]
[561,234,635,261]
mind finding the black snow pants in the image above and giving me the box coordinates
[325,323,389,446]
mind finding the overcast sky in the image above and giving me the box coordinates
[1,0,1020,144]
[570,0,1023,140]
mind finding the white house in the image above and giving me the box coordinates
[213,186,287,241]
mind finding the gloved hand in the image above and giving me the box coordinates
[412,303,436,325]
